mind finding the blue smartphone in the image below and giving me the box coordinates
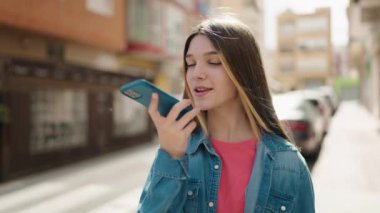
[119,79,192,119]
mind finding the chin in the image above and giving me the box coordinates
[193,102,212,111]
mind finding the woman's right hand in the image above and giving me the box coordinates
[148,93,200,159]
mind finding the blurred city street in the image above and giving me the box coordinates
[0,100,378,213]
[312,100,380,212]
[0,0,380,212]
[0,141,157,213]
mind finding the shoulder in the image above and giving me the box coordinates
[261,133,298,152]
[261,133,309,173]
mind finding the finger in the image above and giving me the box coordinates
[166,99,192,122]
[183,121,197,137]
[148,93,160,123]
[176,108,200,130]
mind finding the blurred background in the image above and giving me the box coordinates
[0,0,379,212]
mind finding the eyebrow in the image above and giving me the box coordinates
[185,51,218,58]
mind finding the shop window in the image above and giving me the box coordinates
[30,90,88,154]
[113,91,148,137]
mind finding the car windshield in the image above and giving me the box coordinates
[272,95,303,114]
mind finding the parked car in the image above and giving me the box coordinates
[292,89,332,135]
[272,93,324,156]
[313,86,340,116]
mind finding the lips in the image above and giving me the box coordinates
[194,86,213,97]
[195,87,212,92]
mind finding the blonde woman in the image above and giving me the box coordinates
[138,17,315,213]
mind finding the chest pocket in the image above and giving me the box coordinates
[184,179,200,213]
[265,190,294,213]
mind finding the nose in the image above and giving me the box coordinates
[192,64,206,80]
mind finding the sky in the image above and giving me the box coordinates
[263,0,350,50]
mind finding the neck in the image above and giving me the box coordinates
[207,101,254,143]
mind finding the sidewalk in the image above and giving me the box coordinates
[0,142,157,213]
[312,101,380,212]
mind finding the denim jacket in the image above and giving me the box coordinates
[138,130,315,213]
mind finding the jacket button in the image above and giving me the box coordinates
[214,164,219,170]
[208,201,214,207]
[187,190,193,196]
[281,205,286,211]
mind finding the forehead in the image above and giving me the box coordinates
[187,35,216,55]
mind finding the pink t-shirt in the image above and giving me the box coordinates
[211,137,257,213]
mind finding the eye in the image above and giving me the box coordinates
[208,60,221,66]
[208,56,221,65]
[186,59,196,68]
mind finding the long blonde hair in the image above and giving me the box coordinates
[183,17,291,142]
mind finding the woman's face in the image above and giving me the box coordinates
[185,35,239,111]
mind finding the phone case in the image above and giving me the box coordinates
[119,79,192,118]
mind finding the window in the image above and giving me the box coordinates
[30,90,88,154]
[280,24,295,36]
[298,38,327,51]
[297,17,328,33]
[166,4,185,55]
[128,0,162,46]
[175,0,193,10]
[85,0,115,17]
[128,0,149,42]
[280,58,295,72]
[113,91,148,137]
[279,45,294,53]
[304,79,326,88]
[151,0,162,46]
[297,57,328,72]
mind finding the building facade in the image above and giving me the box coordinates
[125,0,210,95]
[209,0,264,50]
[0,0,212,182]
[276,8,332,91]
[348,0,380,119]
[207,0,284,91]
[0,0,149,182]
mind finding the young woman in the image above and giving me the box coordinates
[138,17,315,213]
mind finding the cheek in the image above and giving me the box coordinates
[225,79,237,93]
[185,72,190,85]
[218,74,237,97]
[211,68,234,88]
[185,71,190,82]
[185,72,193,93]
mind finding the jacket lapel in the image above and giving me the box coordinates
[244,139,274,213]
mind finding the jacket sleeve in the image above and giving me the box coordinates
[137,148,189,213]
[293,158,316,213]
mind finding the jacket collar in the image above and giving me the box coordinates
[187,129,211,155]
[186,130,297,156]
